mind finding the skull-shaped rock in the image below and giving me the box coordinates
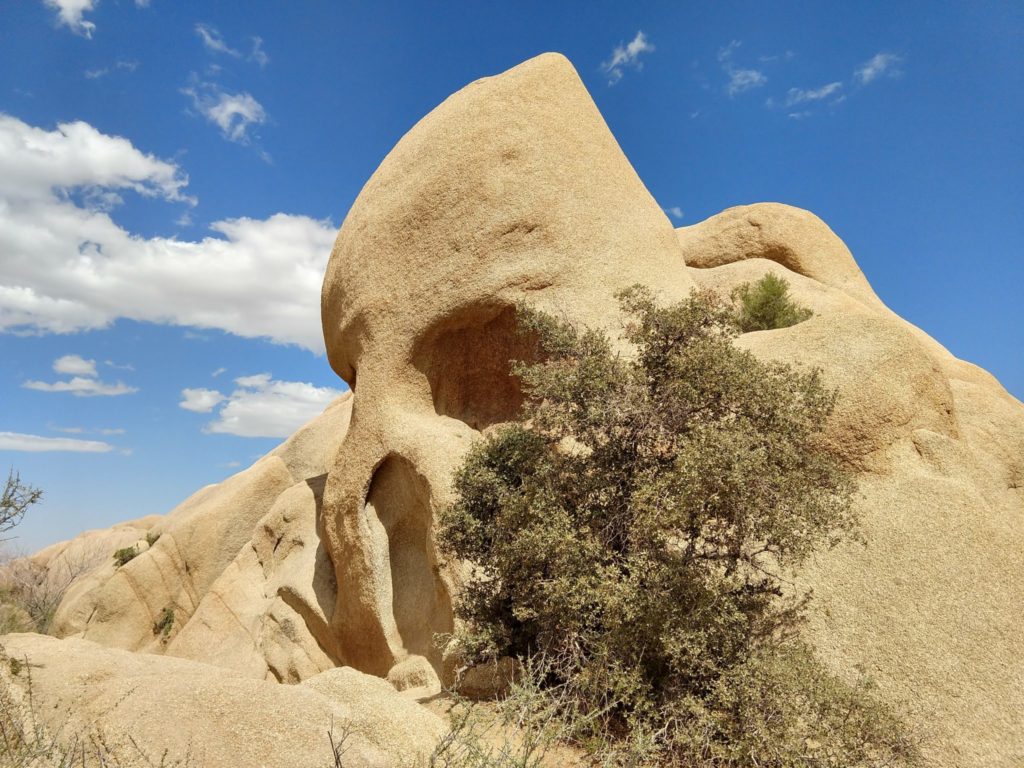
[319,53,694,684]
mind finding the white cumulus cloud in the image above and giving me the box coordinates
[23,375,136,397]
[53,354,97,377]
[602,31,654,85]
[179,387,226,413]
[0,431,113,452]
[193,373,344,438]
[0,115,190,203]
[855,53,903,85]
[25,354,135,397]
[0,114,336,353]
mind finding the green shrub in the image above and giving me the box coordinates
[733,273,813,332]
[146,532,161,547]
[112,546,138,567]
[439,286,920,766]
[153,607,174,640]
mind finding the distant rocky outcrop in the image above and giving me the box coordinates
[7,53,1022,767]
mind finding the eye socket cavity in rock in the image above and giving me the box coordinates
[413,304,537,431]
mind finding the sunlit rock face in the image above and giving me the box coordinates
[41,52,1023,767]
[318,52,696,684]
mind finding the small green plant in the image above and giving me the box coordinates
[153,606,174,640]
[146,531,161,547]
[8,657,22,676]
[732,272,813,332]
[112,546,138,567]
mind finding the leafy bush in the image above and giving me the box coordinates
[439,286,920,766]
[112,546,138,568]
[733,273,812,332]
[153,606,174,640]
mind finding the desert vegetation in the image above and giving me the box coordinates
[733,273,813,332]
[0,471,107,636]
[1,472,41,543]
[438,286,921,766]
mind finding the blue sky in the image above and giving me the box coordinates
[1,1,1021,551]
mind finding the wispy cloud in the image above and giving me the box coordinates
[51,425,125,436]
[84,60,139,80]
[718,40,767,96]
[663,206,684,221]
[182,80,267,145]
[727,69,767,96]
[249,37,269,68]
[44,0,97,38]
[785,81,843,106]
[0,431,113,453]
[855,52,903,85]
[759,51,796,63]
[195,23,241,57]
[602,31,654,86]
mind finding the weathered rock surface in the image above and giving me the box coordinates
[677,203,883,308]
[51,392,353,682]
[0,633,443,767]
[34,53,1024,767]
[318,51,699,684]
[682,210,1024,768]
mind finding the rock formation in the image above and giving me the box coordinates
[4,52,1021,767]
[0,633,442,767]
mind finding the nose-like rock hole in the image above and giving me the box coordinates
[414,305,535,431]
[364,455,452,667]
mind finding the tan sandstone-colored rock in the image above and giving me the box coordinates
[677,202,883,308]
[38,52,1024,768]
[318,51,695,683]
[0,633,443,767]
[682,214,1024,768]
[51,393,353,669]
[1,516,157,631]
